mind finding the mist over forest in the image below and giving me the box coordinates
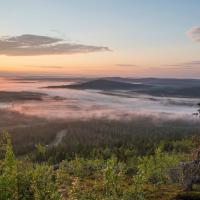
[1,1,200,199]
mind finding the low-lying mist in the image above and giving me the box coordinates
[0,77,199,122]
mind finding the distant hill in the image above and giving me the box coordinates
[47,77,200,98]
[47,79,151,90]
[107,77,200,87]
[139,86,200,98]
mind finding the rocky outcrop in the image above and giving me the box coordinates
[180,149,200,190]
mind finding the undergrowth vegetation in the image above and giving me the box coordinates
[0,118,200,199]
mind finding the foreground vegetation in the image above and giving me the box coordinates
[1,117,200,199]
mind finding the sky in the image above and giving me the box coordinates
[0,0,200,78]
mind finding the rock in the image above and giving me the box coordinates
[179,149,200,190]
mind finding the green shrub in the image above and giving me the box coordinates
[0,131,18,200]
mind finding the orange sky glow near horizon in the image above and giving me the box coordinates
[1,1,200,78]
[1,44,200,78]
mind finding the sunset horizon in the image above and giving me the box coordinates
[1,2,200,199]
[1,0,200,78]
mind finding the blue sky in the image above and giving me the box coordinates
[0,0,200,77]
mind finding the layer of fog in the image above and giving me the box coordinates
[0,77,199,121]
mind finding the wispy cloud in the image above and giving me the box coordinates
[187,26,200,43]
[27,65,64,69]
[0,34,111,56]
[116,64,137,67]
[165,61,200,69]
